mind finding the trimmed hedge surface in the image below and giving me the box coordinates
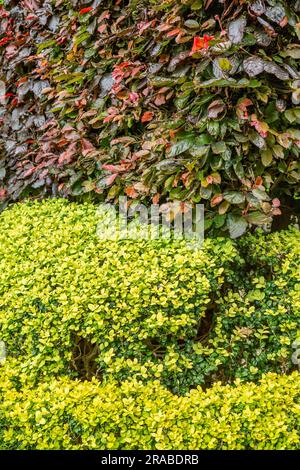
[0,199,299,449]
[0,199,242,393]
[0,199,299,393]
[0,368,300,450]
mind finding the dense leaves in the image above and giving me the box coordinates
[0,200,299,394]
[1,369,300,449]
[0,0,299,235]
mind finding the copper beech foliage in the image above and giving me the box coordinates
[0,0,299,236]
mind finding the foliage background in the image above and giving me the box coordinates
[0,0,299,236]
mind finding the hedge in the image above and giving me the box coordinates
[0,366,300,450]
[0,1,299,236]
[0,199,299,394]
[0,198,242,394]
[214,227,300,382]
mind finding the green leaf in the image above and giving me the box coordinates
[214,214,226,228]
[247,289,266,302]
[195,78,261,89]
[74,32,91,46]
[195,135,213,146]
[223,191,245,204]
[211,141,227,154]
[37,39,57,53]
[233,162,245,179]
[184,20,199,29]
[218,58,232,71]
[261,149,273,167]
[252,189,270,201]
[169,140,193,157]
[191,0,202,10]
[0,168,6,180]
[281,47,300,59]
[273,145,285,159]
[189,145,209,158]
[284,109,296,123]
[200,186,212,199]
[246,211,272,225]
[249,130,266,149]
[149,77,181,87]
[207,122,219,136]
[54,73,85,83]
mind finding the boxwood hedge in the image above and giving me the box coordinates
[0,199,242,393]
[0,366,300,450]
[0,199,299,394]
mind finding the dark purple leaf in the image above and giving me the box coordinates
[248,0,266,16]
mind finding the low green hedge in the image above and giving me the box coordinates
[0,199,299,394]
[0,366,299,450]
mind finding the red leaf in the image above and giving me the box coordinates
[0,188,7,200]
[125,186,138,198]
[81,139,95,154]
[0,8,9,19]
[169,129,177,139]
[106,174,118,186]
[23,167,36,178]
[154,94,166,106]
[181,172,190,187]
[141,111,154,123]
[157,23,173,32]
[0,37,11,47]
[26,14,37,21]
[58,143,77,165]
[166,28,182,37]
[98,24,107,34]
[102,164,121,173]
[128,92,139,103]
[236,98,253,120]
[22,0,39,11]
[280,17,288,28]
[152,193,160,204]
[255,176,263,187]
[103,115,115,123]
[250,114,269,138]
[211,194,223,207]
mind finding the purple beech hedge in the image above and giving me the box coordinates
[0,0,299,236]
